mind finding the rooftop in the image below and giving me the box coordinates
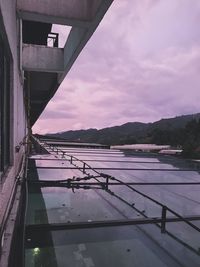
[24,137,200,267]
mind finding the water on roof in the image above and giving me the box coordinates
[25,142,200,267]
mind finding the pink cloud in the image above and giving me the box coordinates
[33,0,200,134]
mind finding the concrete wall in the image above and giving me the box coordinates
[0,0,27,254]
[22,44,64,72]
[17,0,102,26]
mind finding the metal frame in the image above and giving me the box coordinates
[26,215,200,232]
[35,166,199,172]
[29,180,200,186]
[29,158,186,164]
[47,32,59,48]
[26,138,200,257]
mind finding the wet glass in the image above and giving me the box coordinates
[25,146,200,267]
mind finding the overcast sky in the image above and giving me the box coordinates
[33,0,200,134]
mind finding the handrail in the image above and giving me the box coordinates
[0,148,28,261]
[34,137,200,236]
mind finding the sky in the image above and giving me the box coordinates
[33,0,200,134]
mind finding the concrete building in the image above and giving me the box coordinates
[1,1,200,267]
[0,1,113,266]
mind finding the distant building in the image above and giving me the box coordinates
[159,149,183,155]
[112,144,171,152]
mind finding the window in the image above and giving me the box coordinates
[0,35,11,179]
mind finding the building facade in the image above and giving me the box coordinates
[0,1,113,266]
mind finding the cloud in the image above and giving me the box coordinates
[39,110,76,120]
[33,0,200,134]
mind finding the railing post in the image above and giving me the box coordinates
[70,156,72,164]
[83,162,86,174]
[54,33,59,47]
[105,176,109,190]
[161,206,167,233]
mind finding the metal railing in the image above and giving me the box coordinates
[36,140,200,231]
[28,137,200,255]
[47,32,59,47]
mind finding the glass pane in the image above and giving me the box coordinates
[26,146,200,267]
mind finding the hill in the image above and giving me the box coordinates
[46,113,200,146]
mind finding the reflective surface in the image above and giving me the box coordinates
[26,146,200,267]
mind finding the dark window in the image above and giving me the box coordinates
[0,35,11,178]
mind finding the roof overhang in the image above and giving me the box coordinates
[17,0,113,126]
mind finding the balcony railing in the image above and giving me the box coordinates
[47,32,59,47]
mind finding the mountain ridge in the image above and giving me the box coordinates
[46,113,200,145]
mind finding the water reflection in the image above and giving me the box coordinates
[25,150,200,267]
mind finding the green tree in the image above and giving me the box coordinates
[182,119,200,158]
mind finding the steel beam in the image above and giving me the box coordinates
[26,215,200,232]
[28,181,200,186]
[28,158,178,164]
[35,166,198,172]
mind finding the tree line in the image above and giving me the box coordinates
[149,119,200,158]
